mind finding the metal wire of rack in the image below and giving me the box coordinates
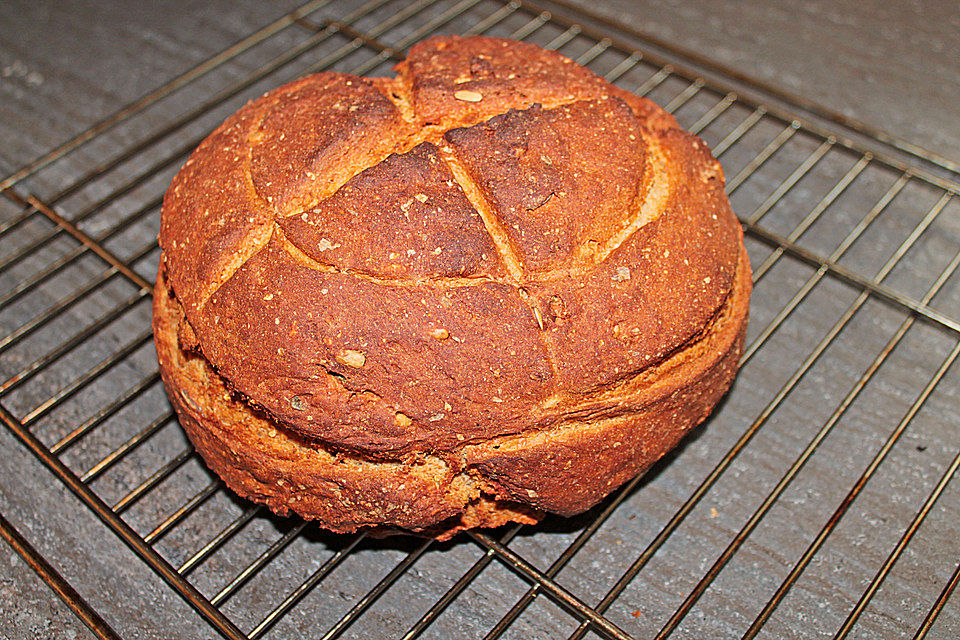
[1,1,959,638]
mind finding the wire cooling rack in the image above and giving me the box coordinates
[2,1,959,638]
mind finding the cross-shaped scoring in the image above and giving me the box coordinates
[155,36,750,535]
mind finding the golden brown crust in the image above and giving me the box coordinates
[443,98,647,273]
[193,235,555,454]
[154,274,540,538]
[154,245,749,532]
[397,35,611,130]
[154,35,751,536]
[250,74,417,217]
[277,141,502,280]
[463,249,751,515]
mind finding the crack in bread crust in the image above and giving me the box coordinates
[438,147,524,283]
[275,223,500,288]
[197,224,274,310]
[195,98,296,310]
[381,76,417,126]
[275,95,642,285]
[596,138,669,265]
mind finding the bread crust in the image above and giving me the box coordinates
[154,35,751,535]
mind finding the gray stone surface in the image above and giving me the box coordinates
[564,0,960,168]
[0,540,95,640]
[0,0,302,171]
[1,1,959,639]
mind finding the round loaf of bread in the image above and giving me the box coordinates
[153,35,751,538]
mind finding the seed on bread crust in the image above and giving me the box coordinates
[454,89,482,102]
[336,350,366,368]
